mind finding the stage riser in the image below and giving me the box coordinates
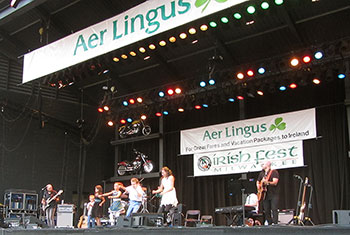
[1,225,350,235]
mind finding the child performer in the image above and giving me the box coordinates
[124,178,145,217]
[86,195,96,228]
[93,185,105,226]
[102,182,125,226]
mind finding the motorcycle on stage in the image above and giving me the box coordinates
[117,149,154,176]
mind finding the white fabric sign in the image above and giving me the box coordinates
[194,141,304,177]
[181,108,316,155]
[23,0,248,83]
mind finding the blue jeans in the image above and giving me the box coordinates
[87,215,95,228]
[126,200,141,217]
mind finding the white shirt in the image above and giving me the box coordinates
[245,193,258,212]
[126,185,144,202]
[160,176,178,206]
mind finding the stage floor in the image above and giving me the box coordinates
[0,224,349,235]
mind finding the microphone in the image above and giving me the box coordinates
[41,185,48,191]
[293,174,303,180]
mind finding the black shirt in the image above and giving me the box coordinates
[257,169,279,198]
[43,190,58,209]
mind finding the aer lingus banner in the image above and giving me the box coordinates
[194,141,304,177]
[181,108,316,155]
[23,0,248,83]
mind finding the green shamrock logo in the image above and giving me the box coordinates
[269,117,286,132]
[195,0,228,12]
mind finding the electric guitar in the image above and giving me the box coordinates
[298,177,308,223]
[43,190,63,211]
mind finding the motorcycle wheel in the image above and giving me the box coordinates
[142,125,151,136]
[119,126,127,139]
[143,161,154,173]
[117,165,127,176]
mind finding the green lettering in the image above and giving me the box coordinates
[203,130,211,141]
[88,33,99,49]
[145,9,160,34]
[178,0,191,14]
[131,14,145,33]
[99,29,107,45]
[73,35,88,56]
[157,1,176,20]
[113,20,123,40]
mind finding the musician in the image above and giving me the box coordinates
[257,161,279,225]
[41,184,60,228]
[124,178,145,217]
[92,185,105,226]
[152,167,178,223]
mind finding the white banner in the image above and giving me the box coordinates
[23,0,248,83]
[181,108,316,155]
[194,141,304,177]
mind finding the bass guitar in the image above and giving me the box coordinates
[43,190,63,211]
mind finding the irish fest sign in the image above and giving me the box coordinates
[181,108,316,155]
[194,141,304,177]
[22,0,247,83]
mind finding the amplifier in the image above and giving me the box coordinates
[279,209,294,225]
[57,204,74,213]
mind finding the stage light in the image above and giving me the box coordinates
[179,33,187,39]
[314,51,323,60]
[122,101,128,106]
[233,13,242,20]
[338,73,346,79]
[103,105,110,111]
[257,90,264,96]
[247,70,254,77]
[121,54,128,59]
[221,17,229,24]
[167,89,174,96]
[247,6,256,14]
[141,115,147,120]
[258,67,266,74]
[200,81,207,87]
[113,57,120,62]
[237,96,244,100]
[137,97,143,103]
[188,28,197,34]
[163,111,169,115]
[102,69,109,74]
[289,83,297,89]
[279,86,287,91]
[275,0,284,5]
[178,108,185,112]
[127,118,133,123]
[10,0,21,8]
[144,56,151,60]
[312,78,321,84]
[120,119,127,124]
[209,21,217,28]
[139,47,146,53]
[202,103,209,108]
[208,79,215,85]
[130,51,137,56]
[159,91,165,97]
[194,105,201,110]
[159,40,166,46]
[261,1,270,10]
[228,98,235,102]
[302,55,311,63]
[97,107,104,113]
[169,36,176,43]
[192,40,198,44]
[128,98,135,104]
[175,88,182,94]
[107,121,114,127]
[200,24,208,31]
[290,58,299,67]
[149,44,156,50]
[237,72,244,80]
[156,112,162,117]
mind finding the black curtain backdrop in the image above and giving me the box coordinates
[157,79,350,225]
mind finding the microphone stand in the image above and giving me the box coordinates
[241,188,246,227]
[304,185,315,226]
[288,176,303,225]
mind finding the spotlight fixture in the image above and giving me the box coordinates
[103,105,110,111]
[113,57,120,62]
[289,83,297,89]
[209,21,217,28]
[202,104,209,108]
[127,118,133,123]
[312,78,321,84]
[247,6,256,14]
[200,24,208,31]
[237,96,244,100]
[107,121,114,127]
[200,81,206,87]
[233,13,242,20]
[247,70,254,77]
[275,0,284,6]
[228,98,235,102]
[137,97,143,103]
[149,44,156,50]
[139,47,146,53]
[279,85,287,91]
[120,119,126,124]
[167,89,174,96]
[159,40,166,46]
[156,112,162,117]
[221,17,229,24]
[258,67,266,74]
[169,36,176,43]
[179,33,187,39]
[175,88,182,94]
[338,73,346,79]
[302,55,311,63]
[290,58,299,67]
[130,51,137,56]
[314,51,323,60]
[97,107,104,113]
[141,115,147,120]
[129,98,135,104]
[178,108,185,112]
[208,79,215,85]
[237,72,244,80]
[194,105,201,110]
[122,101,128,106]
[163,111,169,115]
[257,90,264,96]
[188,28,197,34]
[261,1,270,10]
[158,91,165,97]
[121,54,128,59]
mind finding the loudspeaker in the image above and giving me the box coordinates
[116,216,132,228]
[131,213,163,227]
[172,212,182,226]
[332,210,350,224]
[24,216,47,228]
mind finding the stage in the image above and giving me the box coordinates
[0,224,349,235]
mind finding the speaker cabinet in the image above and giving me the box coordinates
[332,210,350,225]
[279,210,294,225]
[116,216,132,228]
[131,213,163,227]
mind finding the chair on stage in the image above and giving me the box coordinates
[200,215,213,225]
[184,210,200,227]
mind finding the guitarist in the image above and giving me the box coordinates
[257,161,279,225]
[41,184,60,228]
